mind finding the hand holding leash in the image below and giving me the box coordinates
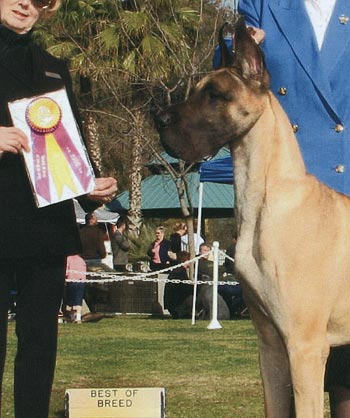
[247,26,265,44]
[88,177,118,203]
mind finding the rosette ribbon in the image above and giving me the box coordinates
[26,97,91,203]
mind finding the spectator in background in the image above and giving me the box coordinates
[164,251,193,319]
[111,216,131,272]
[147,226,171,271]
[196,243,231,320]
[181,219,204,253]
[220,237,243,318]
[197,242,213,281]
[169,222,187,256]
[197,242,243,318]
[79,212,106,268]
[224,237,236,275]
[65,255,86,324]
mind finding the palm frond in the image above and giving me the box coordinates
[98,25,121,52]
[120,11,151,36]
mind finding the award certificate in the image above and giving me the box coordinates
[8,88,95,208]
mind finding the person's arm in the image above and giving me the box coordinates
[114,232,130,251]
[147,243,155,258]
[238,0,261,28]
[120,236,131,251]
[162,241,172,264]
[238,0,265,43]
[111,233,117,255]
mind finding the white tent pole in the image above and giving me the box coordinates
[191,181,204,325]
[207,241,222,330]
[195,182,203,255]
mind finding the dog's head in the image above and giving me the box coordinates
[155,16,270,162]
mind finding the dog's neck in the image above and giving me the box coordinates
[232,91,307,261]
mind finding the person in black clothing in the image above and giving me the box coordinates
[169,222,187,255]
[164,251,192,319]
[111,216,130,272]
[224,237,236,275]
[197,242,243,319]
[0,1,117,417]
[79,212,107,268]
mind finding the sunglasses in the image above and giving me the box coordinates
[32,0,53,9]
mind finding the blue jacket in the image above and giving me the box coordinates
[226,0,350,195]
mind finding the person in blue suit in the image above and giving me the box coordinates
[218,1,350,417]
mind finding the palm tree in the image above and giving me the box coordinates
[36,0,226,246]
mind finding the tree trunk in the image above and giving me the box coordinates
[128,111,143,238]
[79,75,104,177]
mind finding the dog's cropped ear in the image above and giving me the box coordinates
[234,16,269,87]
[218,22,235,68]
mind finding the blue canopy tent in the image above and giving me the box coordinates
[199,156,234,184]
[196,155,234,251]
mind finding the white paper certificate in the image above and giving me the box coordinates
[8,88,95,207]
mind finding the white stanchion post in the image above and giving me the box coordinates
[207,241,222,330]
[191,182,204,325]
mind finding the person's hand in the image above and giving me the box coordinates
[247,26,265,44]
[0,126,30,154]
[87,177,118,204]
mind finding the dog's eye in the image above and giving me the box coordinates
[204,82,233,102]
[207,88,233,102]
[208,89,222,100]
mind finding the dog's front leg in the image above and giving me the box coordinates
[246,294,294,418]
[288,336,329,418]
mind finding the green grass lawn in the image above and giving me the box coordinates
[2,317,331,418]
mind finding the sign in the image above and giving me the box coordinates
[8,88,95,207]
[65,387,165,418]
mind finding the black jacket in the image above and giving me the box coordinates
[0,26,97,259]
[147,239,171,268]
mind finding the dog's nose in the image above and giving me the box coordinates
[155,111,172,129]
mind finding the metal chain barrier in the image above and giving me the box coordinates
[66,249,239,286]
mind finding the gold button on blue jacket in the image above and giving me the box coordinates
[237,0,350,195]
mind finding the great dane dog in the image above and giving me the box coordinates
[155,16,350,418]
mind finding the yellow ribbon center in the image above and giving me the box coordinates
[27,97,61,132]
